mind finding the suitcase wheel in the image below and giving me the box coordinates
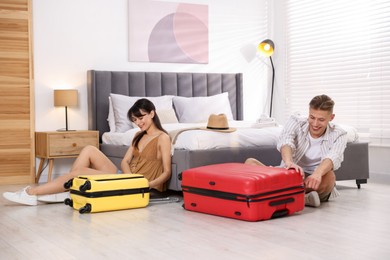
[79,203,92,214]
[63,179,73,189]
[64,198,73,207]
[79,181,91,192]
[271,209,289,219]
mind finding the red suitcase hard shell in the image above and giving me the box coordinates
[182,163,305,221]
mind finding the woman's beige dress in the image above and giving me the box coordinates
[129,135,166,192]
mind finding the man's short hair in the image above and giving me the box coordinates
[309,94,334,113]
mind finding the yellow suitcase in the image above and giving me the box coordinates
[64,174,150,214]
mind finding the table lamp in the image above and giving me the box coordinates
[54,89,78,131]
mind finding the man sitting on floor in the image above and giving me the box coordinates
[246,94,347,207]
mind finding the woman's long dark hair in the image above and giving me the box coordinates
[127,98,167,149]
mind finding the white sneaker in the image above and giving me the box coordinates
[3,186,38,206]
[328,186,340,200]
[305,191,320,207]
[38,192,70,203]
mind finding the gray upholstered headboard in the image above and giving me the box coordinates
[87,70,243,140]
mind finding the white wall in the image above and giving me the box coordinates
[369,146,390,175]
[32,0,271,179]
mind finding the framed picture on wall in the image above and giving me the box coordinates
[128,0,209,64]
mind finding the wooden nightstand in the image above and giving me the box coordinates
[35,130,99,183]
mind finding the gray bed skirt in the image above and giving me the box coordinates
[100,142,369,191]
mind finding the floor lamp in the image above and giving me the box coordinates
[258,39,275,118]
[54,89,78,131]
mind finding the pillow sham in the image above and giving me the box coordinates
[157,108,179,124]
[110,93,174,133]
[173,92,234,123]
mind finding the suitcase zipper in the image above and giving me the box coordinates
[243,190,304,207]
[77,176,145,181]
[182,185,304,208]
[70,187,150,198]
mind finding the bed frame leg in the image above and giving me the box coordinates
[356,179,367,189]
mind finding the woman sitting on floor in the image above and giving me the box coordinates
[3,98,172,206]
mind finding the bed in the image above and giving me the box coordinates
[87,70,369,191]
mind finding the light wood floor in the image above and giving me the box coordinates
[1,175,389,260]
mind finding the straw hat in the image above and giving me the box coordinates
[202,114,236,133]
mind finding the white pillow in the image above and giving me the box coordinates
[131,108,179,128]
[173,92,234,123]
[337,123,359,143]
[110,93,174,132]
[107,96,116,132]
[157,109,179,124]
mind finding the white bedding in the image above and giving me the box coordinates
[102,120,282,150]
[102,120,359,150]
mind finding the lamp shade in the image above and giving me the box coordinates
[54,89,78,107]
[258,39,275,57]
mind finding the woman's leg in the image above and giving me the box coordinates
[70,145,117,173]
[244,158,265,166]
[28,146,118,196]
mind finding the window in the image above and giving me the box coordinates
[284,0,390,146]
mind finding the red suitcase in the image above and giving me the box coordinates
[182,163,305,221]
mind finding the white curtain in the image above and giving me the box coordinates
[284,0,390,146]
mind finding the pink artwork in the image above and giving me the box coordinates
[128,0,209,64]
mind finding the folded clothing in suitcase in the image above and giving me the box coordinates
[182,163,305,221]
[64,174,149,214]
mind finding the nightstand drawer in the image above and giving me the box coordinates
[35,131,99,158]
[49,132,98,156]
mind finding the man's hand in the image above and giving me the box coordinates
[285,162,304,179]
[305,173,322,190]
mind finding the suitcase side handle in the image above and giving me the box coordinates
[269,197,295,206]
